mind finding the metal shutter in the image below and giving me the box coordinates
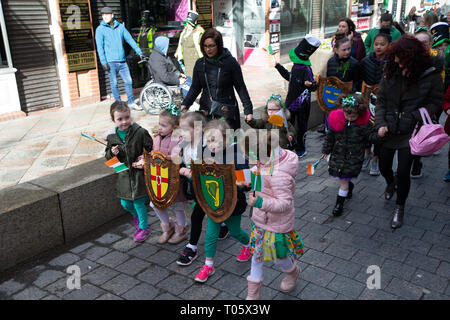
[3,0,61,113]
[91,0,126,99]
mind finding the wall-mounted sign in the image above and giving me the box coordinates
[357,17,371,31]
[60,0,96,72]
[197,0,213,30]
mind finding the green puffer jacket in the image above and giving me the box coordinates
[322,109,374,179]
[105,123,153,200]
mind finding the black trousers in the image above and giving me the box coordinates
[289,102,311,152]
[378,147,415,206]
[189,204,206,246]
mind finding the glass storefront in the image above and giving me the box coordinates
[323,0,349,35]
[281,0,311,41]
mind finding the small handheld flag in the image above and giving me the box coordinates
[81,132,107,146]
[306,159,321,175]
[251,171,264,192]
[235,169,252,184]
[105,157,128,173]
[262,45,274,55]
[268,109,288,128]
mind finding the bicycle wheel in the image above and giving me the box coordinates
[139,83,172,114]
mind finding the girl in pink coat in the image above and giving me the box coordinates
[151,105,188,244]
[242,132,304,300]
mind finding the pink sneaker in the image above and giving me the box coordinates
[236,246,251,262]
[132,216,139,229]
[134,229,150,243]
[194,265,215,283]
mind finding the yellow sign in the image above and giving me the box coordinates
[67,51,96,72]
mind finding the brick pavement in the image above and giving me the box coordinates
[1,129,449,300]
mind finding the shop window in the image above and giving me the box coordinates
[281,0,311,41]
[0,25,7,67]
[323,0,349,35]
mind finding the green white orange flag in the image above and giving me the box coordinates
[307,159,321,175]
[105,157,128,173]
[262,45,274,55]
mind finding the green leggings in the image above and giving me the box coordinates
[120,196,148,230]
[205,215,250,258]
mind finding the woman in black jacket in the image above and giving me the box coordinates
[180,28,253,129]
[375,35,443,229]
[359,27,392,176]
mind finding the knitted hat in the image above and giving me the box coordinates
[184,11,199,28]
[430,22,450,47]
[294,34,321,61]
[100,7,113,14]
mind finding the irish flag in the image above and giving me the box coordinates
[307,159,321,175]
[262,45,274,55]
[105,157,128,173]
[235,169,264,192]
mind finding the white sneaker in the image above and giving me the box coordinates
[129,103,143,111]
[362,153,372,171]
[369,159,380,176]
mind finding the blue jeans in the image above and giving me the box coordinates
[108,62,134,104]
[181,76,192,97]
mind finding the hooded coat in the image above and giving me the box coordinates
[251,149,299,233]
[182,48,253,129]
[327,54,361,92]
[105,123,153,200]
[148,37,181,85]
[322,109,373,179]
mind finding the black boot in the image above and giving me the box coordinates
[347,182,354,199]
[384,182,396,200]
[391,205,405,229]
[332,195,346,216]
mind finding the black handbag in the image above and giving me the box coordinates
[203,59,237,120]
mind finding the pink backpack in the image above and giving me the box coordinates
[409,108,450,156]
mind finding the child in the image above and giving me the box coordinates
[322,94,371,217]
[105,101,153,242]
[244,131,304,300]
[151,104,189,244]
[175,112,233,265]
[360,27,392,176]
[275,34,321,157]
[192,120,252,283]
[246,94,296,149]
[327,32,361,93]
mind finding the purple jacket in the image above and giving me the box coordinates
[352,32,366,62]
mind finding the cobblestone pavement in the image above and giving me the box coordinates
[0,65,284,190]
[1,128,449,301]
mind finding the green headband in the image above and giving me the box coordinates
[265,94,286,109]
[165,104,181,117]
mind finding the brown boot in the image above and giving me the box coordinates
[246,276,263,300]
[157,220,174,244]
[168,224,188,244]
[280,262,300,293]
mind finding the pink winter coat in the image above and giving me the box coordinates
[152,133,186,202]
[251,149,299,233]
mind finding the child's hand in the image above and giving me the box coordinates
[111,145,119,155]
[378,126,388,137]
[304,81,313,87]
[248,193,257,207]
[321,154,328,159]
[180,168,192,178]
[288,136,294,142]
[132,158,145,169]
[236,181,251,188]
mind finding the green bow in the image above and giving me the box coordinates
[165,104,181,117]
[342,96,357,108]
[415,26,429,34]
[265,94,286,109]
